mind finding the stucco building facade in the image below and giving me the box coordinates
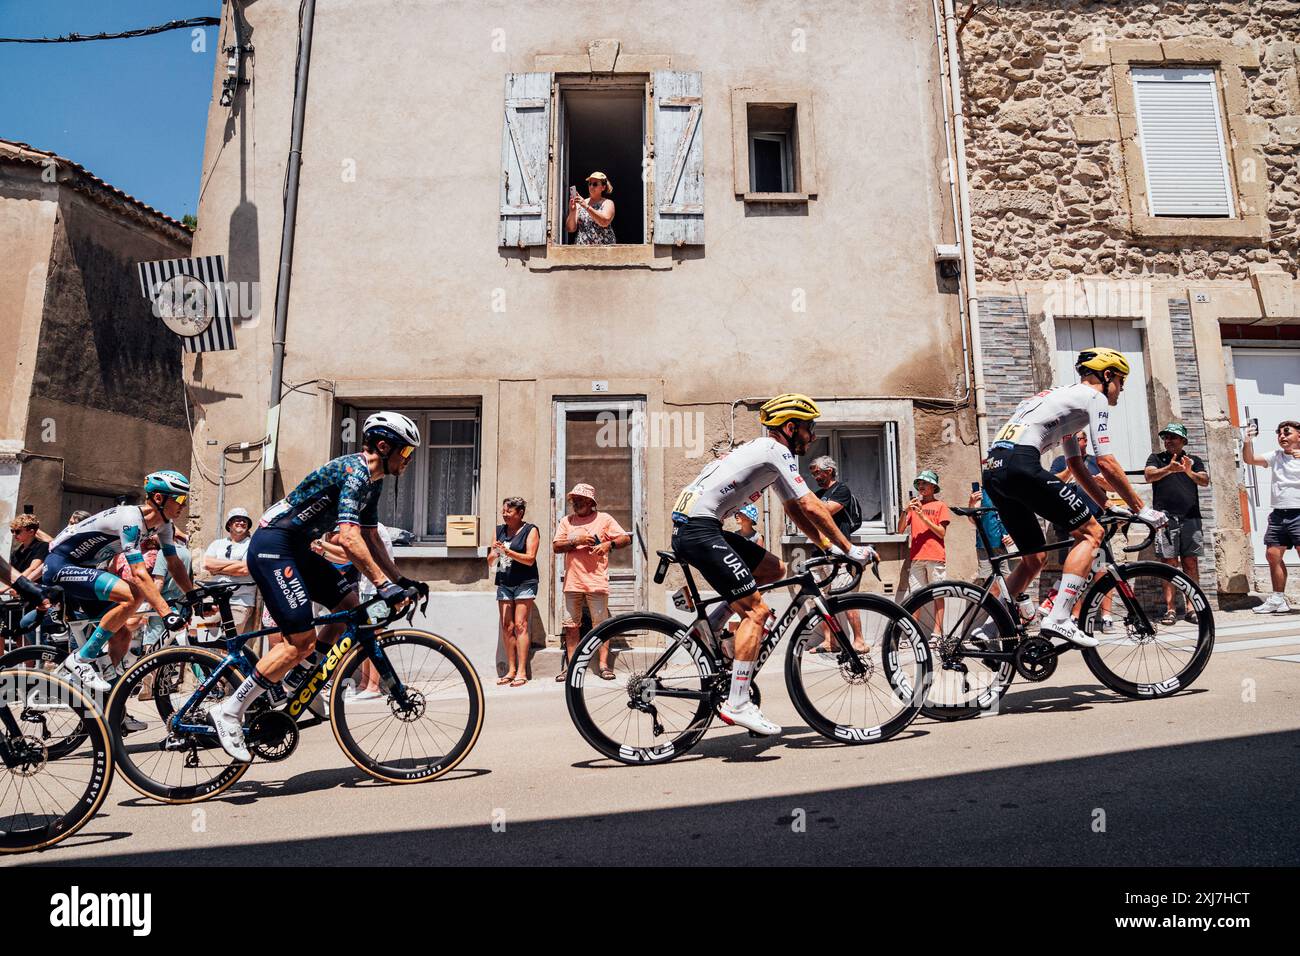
[960,0,1300,603]
[187,0,983,667]
[0,140,193,553]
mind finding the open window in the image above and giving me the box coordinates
[785,423,901,540]
[341,406,481,544]
[499,70,704,252]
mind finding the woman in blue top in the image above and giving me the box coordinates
[490,497,540,687]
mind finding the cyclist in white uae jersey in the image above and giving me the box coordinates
[46,471,197,693]
[671,393,876,737]
[981,348,1165,647]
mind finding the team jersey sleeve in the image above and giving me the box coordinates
[336,468,372,526]
[156,521,177,556]
[1086,391,1113,455]
[357,486,382,528]
[768,445,810,502]
[120,508,147,564]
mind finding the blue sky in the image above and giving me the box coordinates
[0,0,220,220]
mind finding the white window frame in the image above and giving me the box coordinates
[783,423,902,542]
[342,406,481,544]
[748,131,793,193]
[1131,67,1235,218]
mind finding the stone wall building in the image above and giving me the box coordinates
[959,0,1300,602]
[0,140,193,553]
[187,0,981,676]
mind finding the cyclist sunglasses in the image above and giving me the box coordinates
[399,444,415,459]
[171,494,188,507]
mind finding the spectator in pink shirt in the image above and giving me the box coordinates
[552,483,630,681]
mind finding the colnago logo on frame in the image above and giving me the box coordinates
[49,886,152,936]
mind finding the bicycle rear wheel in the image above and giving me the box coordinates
[785,593,930,743]
[108,646,250,803]
[0,669,113,854]
[566,613,714,765]
[902,582,1017,720]
[1080,562,1215,698]
[0,643,87,757]
[330,629,484,783]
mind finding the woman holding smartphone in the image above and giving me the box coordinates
[566,171,616,244]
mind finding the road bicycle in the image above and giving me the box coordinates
[902,509,1215,720]
[566,550,931,764]
[106,581,484,802]
[0,667,113,853]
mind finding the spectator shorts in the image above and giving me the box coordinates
[1155,517,1203,558]
[497,580,539,602]
[671,517,770,604]
[1264,509,1300,549]
[248,526,356,634]
[907,560,947,594]
[983,446,1093,554]
[562,591,610,629]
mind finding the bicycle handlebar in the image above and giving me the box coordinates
[1101,509,1158,553]
[799,553,877,595]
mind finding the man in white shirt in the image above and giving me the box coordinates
[1243,420,1300,613]
[203,507,257,632]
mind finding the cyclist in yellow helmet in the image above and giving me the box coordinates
[981,348,1166,647]
[670,393,877,736]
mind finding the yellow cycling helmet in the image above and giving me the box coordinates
[1075,347,1130,378]
[759,393,821,427]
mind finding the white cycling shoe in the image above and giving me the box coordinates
[55,653,112,695]
[207,703,252,763]
[1038,618,1099,648]
[718,700,782,736]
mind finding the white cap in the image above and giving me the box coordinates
[225,507,252,530]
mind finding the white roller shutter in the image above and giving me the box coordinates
[1131,68,1234,217]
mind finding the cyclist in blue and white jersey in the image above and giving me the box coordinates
[208,412,421,761]
[47,471,197,692]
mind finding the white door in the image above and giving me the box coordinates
[1054,318,1153,470]
[1233,348,1300,566]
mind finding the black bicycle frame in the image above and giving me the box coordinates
[641,558,862,703]
[167,592,403,736]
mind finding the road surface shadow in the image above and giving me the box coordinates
[28,730,1299,866]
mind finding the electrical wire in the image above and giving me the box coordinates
[0,17,219,43]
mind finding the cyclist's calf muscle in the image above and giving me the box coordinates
[256,589,360,682]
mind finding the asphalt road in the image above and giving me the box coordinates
[12,610,1300,867]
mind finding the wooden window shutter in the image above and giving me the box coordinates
[652,70,704,245]
[499,72,553,247]
[1131,68,1234,218]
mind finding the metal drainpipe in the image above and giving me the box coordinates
[942,0,989,459]
[264,0,317,507]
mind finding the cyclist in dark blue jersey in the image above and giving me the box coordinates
[209,412,422,760]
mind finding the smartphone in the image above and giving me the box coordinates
[971,481,980,492]
[1249,417,1260,433]
[569,185,578,200]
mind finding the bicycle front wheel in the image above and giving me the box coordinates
[566,613,714,765]
[785,594,930,743]
[1080,562,1215,698]
[0,669,113,854]
[108,646,250,803]
[0,643,88,757]
[330,629,484,783]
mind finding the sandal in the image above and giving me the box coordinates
[496,674,515,686]
[554,668,568,683]
[1159,610,1176,626]
[510,676,528,687]
[598,667,616,681]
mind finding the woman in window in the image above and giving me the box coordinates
[566,171,616,245]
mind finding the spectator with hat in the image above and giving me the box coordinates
[203,507,258,635]
[735,503,764,548]
[1144,422,1210,623]
[565,171,616,245]
[552,483,630,681]
[898,469,952,598]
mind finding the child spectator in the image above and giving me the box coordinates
[898,470,952,596]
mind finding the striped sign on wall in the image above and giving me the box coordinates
[136,255,237,352]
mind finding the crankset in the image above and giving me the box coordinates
[248,710,300,761]
[1013,636,1058,682]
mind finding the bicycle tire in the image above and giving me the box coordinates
[107,645,250,803]
[330,629,484,783]
[0,644,89,758]
[785,593,931,743]
[0,669,113,854]
[566,612,715,765]
[901,581,1018,721]
[1079,561,1215,698]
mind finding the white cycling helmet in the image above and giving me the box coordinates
[363,411,421,449]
